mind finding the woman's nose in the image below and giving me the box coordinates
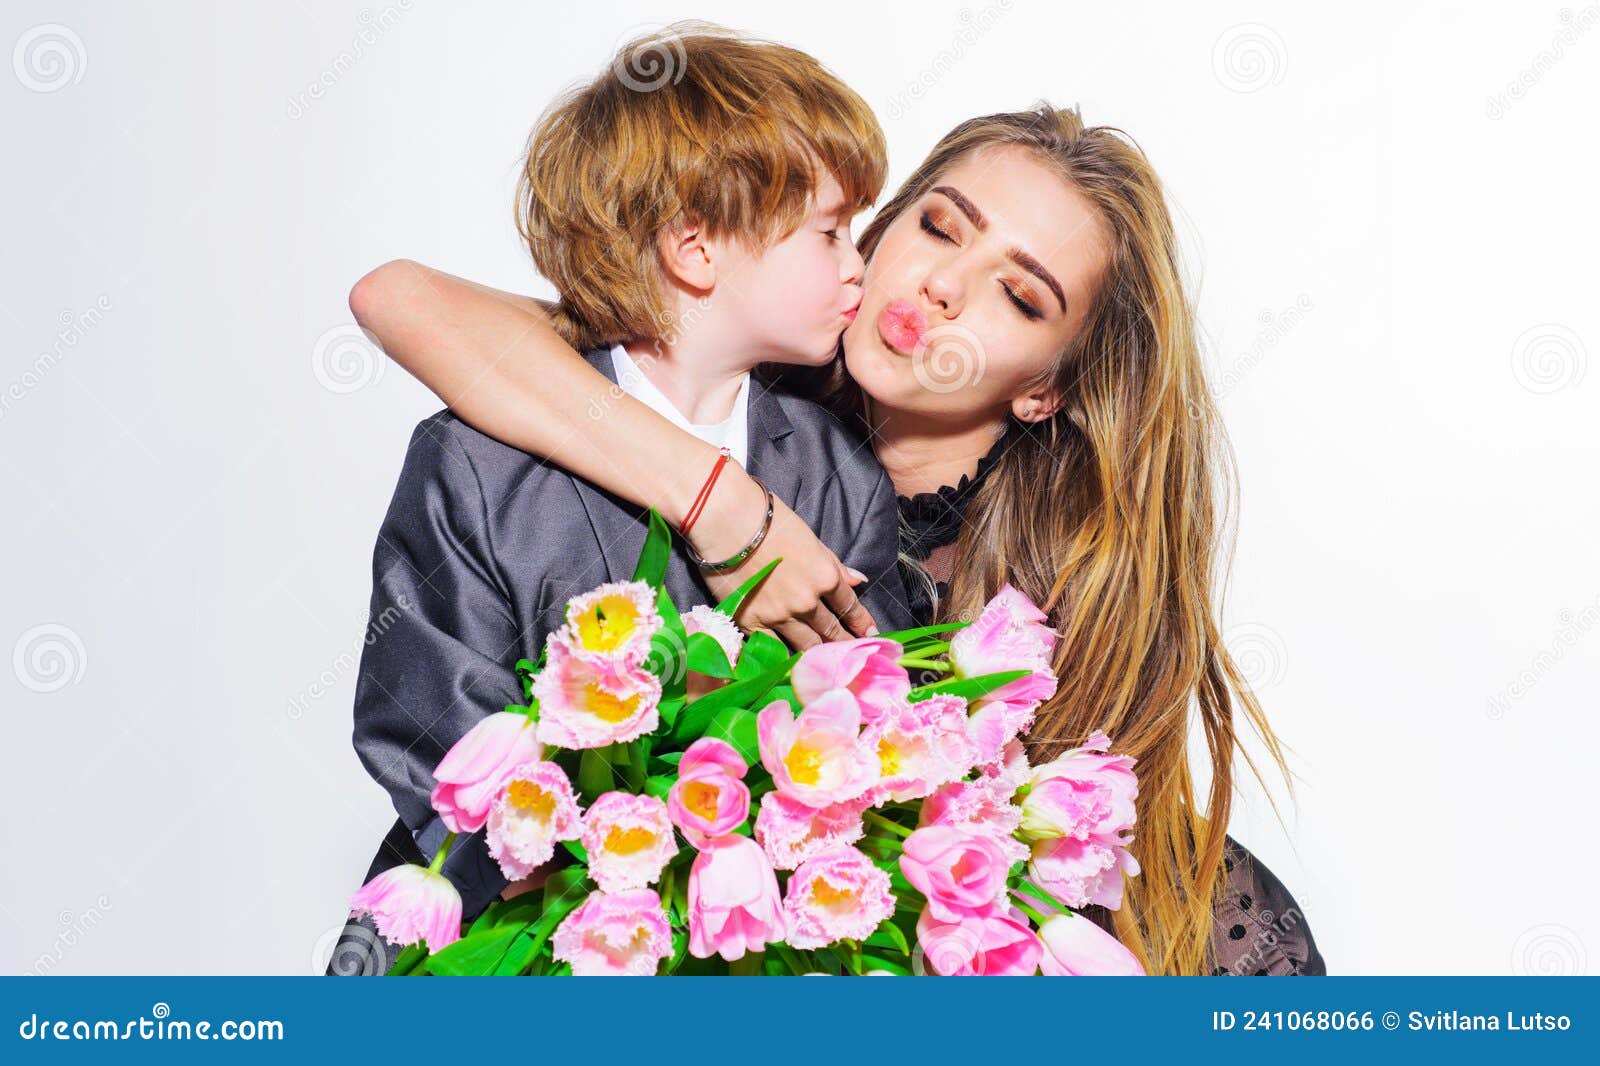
[921,264,965,317]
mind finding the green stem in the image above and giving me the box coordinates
[426,831,458,875]
[1010,896,1050,928]
[904,640,951,657]
[897,657,951,672]
[863,810,913,838]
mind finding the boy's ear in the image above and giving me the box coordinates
[656,217,716,292]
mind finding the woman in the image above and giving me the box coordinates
[350,105,1324,976]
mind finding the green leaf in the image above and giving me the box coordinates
[657,695,684,731]
[384,941,429,976]
[858,954,913,976]
[864,919,910,955]
[671,652,795,743]
[736,631,789,679]
[424,921,530,976]
[561,839,588,864]
[685,631,736,679]
[631,509,673,589]
[874,621,967,644]
[467,893,544,936]
[908,669,1031,703]
[713,557,782,618]
[577,747,615,803]
[645,773,677,801]
[706,706,760,764]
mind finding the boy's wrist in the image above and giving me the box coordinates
[685,466,769,562]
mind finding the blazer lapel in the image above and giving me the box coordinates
[743,372,800,510]
[570,345,646,583]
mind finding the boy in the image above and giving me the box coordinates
[326,25,914,974]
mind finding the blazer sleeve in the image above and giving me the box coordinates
[350,417,520,916]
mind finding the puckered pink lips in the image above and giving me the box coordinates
[878,298,926,355]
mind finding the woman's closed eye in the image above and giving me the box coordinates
[922,210,1045,321]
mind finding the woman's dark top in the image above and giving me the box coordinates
[893,431,1326,975]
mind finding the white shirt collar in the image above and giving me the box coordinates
[608,343,751,467]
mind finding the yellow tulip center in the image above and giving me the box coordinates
[811,877,856,910]
[574,596,640,653]
[584,683,641,723]
[877,738,901,777]
[506,779,555,819]
[604,825,659,855]
[682,781,721,821]
[785,743,824,786]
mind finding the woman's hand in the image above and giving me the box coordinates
[690,469,878,650]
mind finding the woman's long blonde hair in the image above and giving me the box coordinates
[786,104,1293,975]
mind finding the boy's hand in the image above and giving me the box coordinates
[693,473,877,650]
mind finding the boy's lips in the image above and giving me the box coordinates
[842,297,862,322]
[877,298,926,355]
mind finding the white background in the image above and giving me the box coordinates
[3,0,1596,976]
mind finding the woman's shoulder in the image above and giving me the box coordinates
[1211,835,1327,976]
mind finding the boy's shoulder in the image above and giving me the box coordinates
[762,387,886,489]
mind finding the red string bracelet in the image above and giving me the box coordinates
[678,446,732,537]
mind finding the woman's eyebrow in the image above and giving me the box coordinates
[931,185,1067,313]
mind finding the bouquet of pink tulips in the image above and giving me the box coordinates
[349,512,1145,976]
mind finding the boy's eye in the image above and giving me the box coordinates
[919,211,954,243]
[1002,283,1044,321]
[823,228,840,240]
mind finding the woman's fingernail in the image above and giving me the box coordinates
[846,567,868,582]
[866,625,879,636]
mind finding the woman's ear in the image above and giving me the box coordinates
[656,218,716,292]
[1011,388,1063,424]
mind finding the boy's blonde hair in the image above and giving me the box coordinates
[515,22,886,349]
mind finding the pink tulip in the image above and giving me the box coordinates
[919,779,1029,866]
[949,586,1058,756]
[791,637,910,723]
[551,888,673,976]
[686,834,786,961]
[1021,730,1138,844]
[349,863,462,953]
[668,739,751,849]
[580,791,678,893]
[555,580,662,670]
[756,689,879,808]
[682,605,745,669]
[753,790,868,871]
[916,904,1042,976]
[430,711,542,834]
[485,760,584,880]
[782,846,896,949]
[1028,836,1141,911]
[861,694,977,803]
[1038,912,1145,976]
[899,825,1012,922]
[532,642,662,750]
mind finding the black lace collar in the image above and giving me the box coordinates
[896,429,1011,561]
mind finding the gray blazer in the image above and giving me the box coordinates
[325,346,913,975]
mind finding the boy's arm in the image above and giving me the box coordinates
[350,259,879,647]
[351,416,520,915]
